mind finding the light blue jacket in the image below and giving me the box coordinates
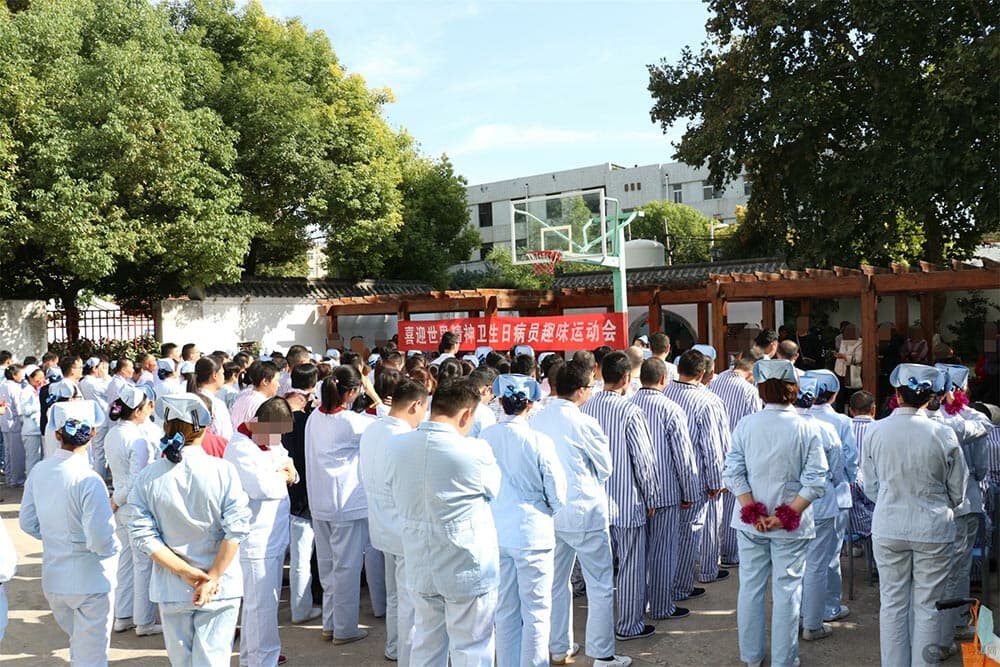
[862,407,967,543]
[128,447,251,602]
[529,398,613,534]
[20,449,119,594]
[928,407,989,516]
[359,415,413,556]
[388,421,501,598]
[797,410,845,521]
[481,415,566,551]
[722,404,828,539]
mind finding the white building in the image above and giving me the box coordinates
[465,161,750,263]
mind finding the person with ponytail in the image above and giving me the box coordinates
[861,363,969,666]
[128,393,251,667]
[20,400,120,666]
[190,356,234,442]
[304,365,377,645]
[480,374,566,667]
[105,385,161,638]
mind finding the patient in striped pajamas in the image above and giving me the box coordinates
[581,351,661,642]
[847,391,876,540]
[630,358,699,621]
[709,352,763,567]
[663,349,731,601]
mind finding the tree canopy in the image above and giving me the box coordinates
[629,200,715,264]
[648,0,998,268]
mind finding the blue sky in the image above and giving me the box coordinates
[258,1,710,184]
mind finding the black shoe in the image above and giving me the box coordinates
[677,587,706,600]
[701,569,730,583]
[668,606,690,619]
[615,624,655,641]
[720,561,740,568]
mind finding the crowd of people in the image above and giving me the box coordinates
[0,328,998,667]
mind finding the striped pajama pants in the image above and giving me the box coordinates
[609,524,648,637]
[720,492,739,565]
[698,495,722,582]
[673,499,707,600]
[646,506,680,618]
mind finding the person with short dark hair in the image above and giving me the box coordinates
[217,362,242,410]
[862,364,968,666]
[430,331,461,366]
[847,391,876,547]
[649,332,679,383]
[631,358,698,622]
[385,379,500,664]
[224,397,298,666]
[753,330,779,359]
[181,344,199,363]
[160,343,179,362]
[228,361,280,429]
[581,351,660,643]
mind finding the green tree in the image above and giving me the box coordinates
[381,138,479,288]
[0,0,252,331]
[629,200,713,264]
[168,0,403,279]
[648,0,998,268]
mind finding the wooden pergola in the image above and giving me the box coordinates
[321,259,1000,395]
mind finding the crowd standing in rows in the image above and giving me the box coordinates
[0,328,997,667]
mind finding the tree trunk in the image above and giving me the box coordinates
[59,288,81,345]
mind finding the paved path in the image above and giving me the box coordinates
[1,485,884,665]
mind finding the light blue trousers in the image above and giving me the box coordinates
[550,529,615,659]
[939,514,980,645]
[22,433,41,479]
[873,537,951,667]
[287,514,315,623]
[825,509,848,617]
[313,518,367,640]
[411,589,497,667]
[496,546,553,667]
[46,591,113,667]
[160,597,240,667]
[736,531,808,667]
[802,517,838,630]
[113,510,135,620]
[238,555,283,667]
[385,552,414,665]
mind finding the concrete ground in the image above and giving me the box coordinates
[1,484,888,665]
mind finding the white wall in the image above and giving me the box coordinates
[0,300,48,360]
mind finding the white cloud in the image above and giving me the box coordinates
[448,124,667,156]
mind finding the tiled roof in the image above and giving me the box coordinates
[553,257,786,290]
[196,278,433,300]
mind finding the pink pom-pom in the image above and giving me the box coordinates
[944,389,969,415]
[740,502,768,526]
[774,504,800,532]
[887,393,899,411]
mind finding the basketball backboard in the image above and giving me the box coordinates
[510,189,609,266]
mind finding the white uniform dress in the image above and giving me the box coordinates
[129,446,251,667]
[304,407,378,642]
[20,449,121,666]
[0,378,24,485]
[722,404,828,667]
[224,430,295,667]
[387,421,501,667]
[360,415,415,664]
[481,415,566,667]
[18,384,42,477]
[530,398,616,660]
[105,420,158,628]
[861,407,968,667]
[80,375,112,477]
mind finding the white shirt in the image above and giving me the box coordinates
[105,374,134,407]
[19,384,42,436]
[304,408,374,523]
[20,449,120,594]
[359,415,412,556]
[224,431,294,559]
[105,420,157,507]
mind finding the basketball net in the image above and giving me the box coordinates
[525,250,562,276]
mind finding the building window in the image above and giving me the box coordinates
[672,183,683,203]
[743,179,752,196]
[478,202,493,228]
[480,242,493,259]
[636,182,641,191]
[703,180,723,200]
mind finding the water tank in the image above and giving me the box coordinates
[625,239,666,268]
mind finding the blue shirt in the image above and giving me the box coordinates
[481,416,566,550]
[530,398,613,534]
[20,449,119,594]
[129,447,251,602]
[797,410,845,520]
[722,404,829,539]
[359,415,413,556]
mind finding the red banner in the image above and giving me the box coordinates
[398,313,629,352]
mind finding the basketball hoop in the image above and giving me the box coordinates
[525,250,562,276]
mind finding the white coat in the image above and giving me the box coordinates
[359,415,412,557]
[223,431,294,560]
[304,408,374,523]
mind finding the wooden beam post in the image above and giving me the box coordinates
[697,302,710,342]
[484,295,498,319]
[761,298,776,331]
[894,295,908,332]
[800,298,811,317]
[920,293,934,359]
[861,283,879,396]
[648,300,662,334]
[710,287,728,373]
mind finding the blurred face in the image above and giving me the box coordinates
[67,359,83,381]
[250,420,293,447]
[118,361,133,377]
[28,371,45,389]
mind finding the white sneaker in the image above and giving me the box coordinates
[802,623,832,641]
[113,617,135,633]
[551,642,580,664]
[824,605,850,622]
[136,623,163,637]
[291,607,322,624]
[594,656,633,667]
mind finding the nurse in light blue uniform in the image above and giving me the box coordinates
[129,393,251,667]
[803,369,856,622]
[20,400,120,666]
[794,377,845,642]
[722,360,828,667]
[482,374,567,667]
[861,364,968,667]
